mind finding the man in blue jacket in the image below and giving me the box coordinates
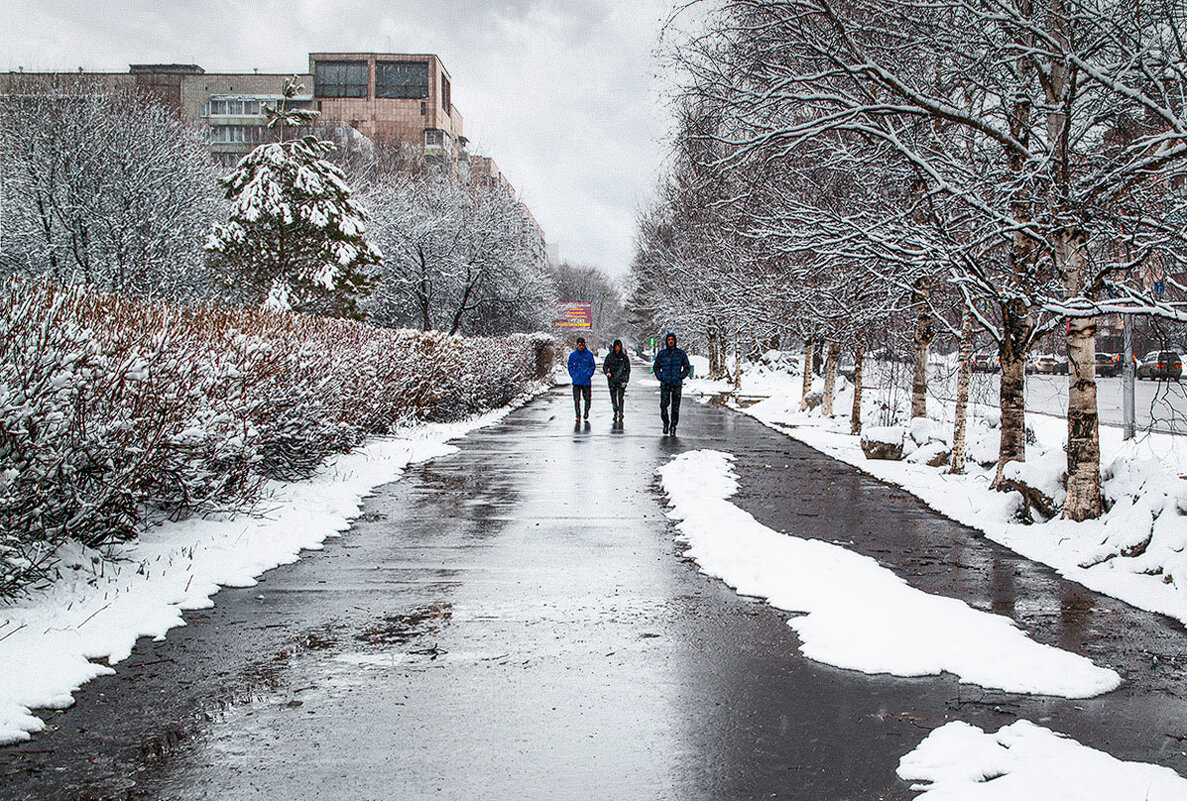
[652,332,691,435]
[567,337,596,421]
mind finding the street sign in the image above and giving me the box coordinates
[553,302,592,328]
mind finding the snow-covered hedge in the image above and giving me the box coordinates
[0,279,555,597]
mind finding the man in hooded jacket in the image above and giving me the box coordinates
[567,337,596,421]
[652,332,691,435]
[602,339,631,421]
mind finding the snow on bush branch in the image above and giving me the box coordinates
[0,278,556,598]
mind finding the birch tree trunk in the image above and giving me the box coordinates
[950,308,974,474]
[733,331,743,389]
[993,299,1033,487]
[1062,232,1103,520]
[850,345,864,434]
[799,336,814,410]
[1044,2,1102,520]
[707,327,722,379]
[911,277,934,419]
[822,341,840,416]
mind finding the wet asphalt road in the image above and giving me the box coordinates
[3,377,1187,800]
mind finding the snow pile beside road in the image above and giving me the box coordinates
[658,449,1120,698]
[696,365,1187,628]
[898,720,1187,800]
[0,408,522,745]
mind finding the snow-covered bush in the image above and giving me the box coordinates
[0,77,222,304]
[0,279,554,598]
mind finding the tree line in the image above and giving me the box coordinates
[0,75,596,337]
[632,0,1187,520]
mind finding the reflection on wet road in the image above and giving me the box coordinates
[3,380,1186,801]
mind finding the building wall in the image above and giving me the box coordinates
[178,72,308,125]
[307,53,463,152]
[5,54,467,166]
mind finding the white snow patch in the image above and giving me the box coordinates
[898,719,1187,800]
[0,400,535,745]
[658,449,1120,698]
[691,360,1187,628]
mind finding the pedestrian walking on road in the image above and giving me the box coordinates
[568,337,596,422]
[652,332,691,436]
[602,339,631,422]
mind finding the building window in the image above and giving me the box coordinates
[210,125,263,145]
[424,129,451,151]
[441,73,451,113]
[375,61,429,99]
[209,98,265,116]
[420,101,426,116]
[315,61,368,98]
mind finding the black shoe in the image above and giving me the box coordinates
[584,411,589,420]
[662,423,669,434]
[670,426,677,437]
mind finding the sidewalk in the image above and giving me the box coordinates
[2,382,1184,800]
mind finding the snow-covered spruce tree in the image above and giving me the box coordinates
[206,133,381,318]
[206,80,380,318]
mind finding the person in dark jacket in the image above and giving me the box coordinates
[567,337,596,421]
[652,332,691,435]
[602,339,631,421]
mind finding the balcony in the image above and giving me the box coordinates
[424,128,452,160]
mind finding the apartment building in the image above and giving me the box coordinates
[2,53,469,168]
[2,52,546,254]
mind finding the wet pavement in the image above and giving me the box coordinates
[3,378,1187,800]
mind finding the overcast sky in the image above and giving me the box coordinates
[0,0,678,277]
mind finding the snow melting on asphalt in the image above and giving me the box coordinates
[658,449,1121,698]
[0,404,530,746]
[898,720,1187,800]
[693,364,1187,630]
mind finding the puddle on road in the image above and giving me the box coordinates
[355,602,454,646]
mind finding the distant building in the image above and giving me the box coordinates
[2,53,467,168]
[1,53,551,260]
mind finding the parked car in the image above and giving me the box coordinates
[1028,354,1060,375]
[1094,352,1122,377]
[971,353,999,373]
[1136,350,1183,381]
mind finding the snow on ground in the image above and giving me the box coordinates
[0,399,537,746]
[688,359,1187,629]
[898,720,1187,800]
[658,449,1120,698]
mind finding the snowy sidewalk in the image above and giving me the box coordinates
[3,381,1185,800]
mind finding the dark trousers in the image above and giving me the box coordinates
[660,382,682,427]
[572,384,591,417]
[607,380,626,415]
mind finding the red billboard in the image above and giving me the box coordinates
[553,302,592,328]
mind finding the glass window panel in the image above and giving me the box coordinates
[376,61,429,99]
[315,61,368,98]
